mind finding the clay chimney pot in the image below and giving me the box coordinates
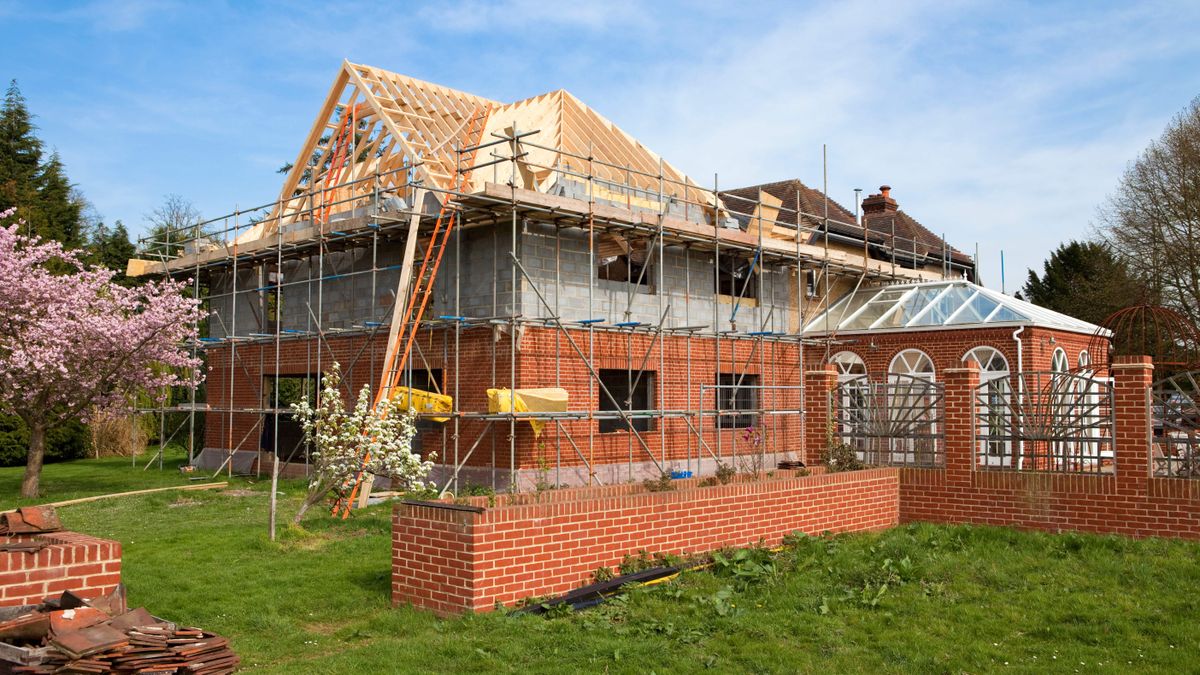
[880,185,891,199]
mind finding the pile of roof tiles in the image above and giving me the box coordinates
[0,588,238,674]
[0,506,62,537]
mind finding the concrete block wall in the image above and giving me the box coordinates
[392,468,900,614]
[518,223,795,333]
[208,227,516,338]
[0,532,122,607]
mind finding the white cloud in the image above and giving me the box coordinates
[569,0,1200,288]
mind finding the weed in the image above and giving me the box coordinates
[734,425,766,477]
[711,546,776,588]
[642,472,675,492]
[618,549,682,575]
[592,566,615,583]
[460,483,495,497]
[714,462,736,485]
[534,446,556,493]
[696,585,740,617]
[539,601,573,619]
[698,476,719,487]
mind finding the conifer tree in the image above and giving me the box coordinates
[0,81,85,247]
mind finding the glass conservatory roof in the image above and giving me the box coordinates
[803,280,1105,335]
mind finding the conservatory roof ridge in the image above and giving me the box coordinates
[802,279,1108,336]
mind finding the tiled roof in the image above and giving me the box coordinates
[721,178,972,266]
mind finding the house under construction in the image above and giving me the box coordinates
[131,60,1004,495]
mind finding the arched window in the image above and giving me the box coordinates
[965,346,1012,467]
[1078,350,1091,369]
[830,352,869,454]
[963,346,1009,378]
[889,349,935,380]
[885,349,937,466]
[830,351,867,380]
[1052,347,1069,373]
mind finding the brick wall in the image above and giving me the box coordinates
[203,326,804,483]
[889,355,1200,539]
[806,325,1105,377]
[392,468,899,614]
[0,532,122,607]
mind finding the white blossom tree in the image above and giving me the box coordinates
[290,363,433,523]
[0,208,202,497]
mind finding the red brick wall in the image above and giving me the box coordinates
[0,532,122,607]
[204,327,803,472]
[897,356,1200,539]
[205,323,1104,476]
[391,468,899,614]
[807,326,1105,377]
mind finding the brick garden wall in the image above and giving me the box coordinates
[0,532,122,607]
[392,468,899,614]
[801,355,1200,539]
[392,353,1200,616]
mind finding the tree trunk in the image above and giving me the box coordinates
[21,422,46,499]
[292,489,326,525]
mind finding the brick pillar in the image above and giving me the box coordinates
[942,365,978,486]
[803,366,838,466]
[1112,355,1153,494]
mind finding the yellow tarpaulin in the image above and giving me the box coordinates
[486,387,569,438]
[393,386,453,423]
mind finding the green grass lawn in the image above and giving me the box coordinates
[3,453,1200,673]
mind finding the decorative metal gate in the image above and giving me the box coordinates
[834,374,944,467]
[1152,370,1200,478]
[975,371,1114,473]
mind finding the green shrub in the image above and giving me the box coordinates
[822,443,866,472]
[0,414,89,467]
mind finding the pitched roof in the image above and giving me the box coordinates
[722,179,972,267]
[259,61,716,235]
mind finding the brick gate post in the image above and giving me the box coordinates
[1112,355,1153,495]
[803,365,838,467]
[942,364,978,487]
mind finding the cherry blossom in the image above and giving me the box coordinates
[0,208,203,497]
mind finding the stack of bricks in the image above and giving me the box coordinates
[0,532,122,607]
[392,468,899,615]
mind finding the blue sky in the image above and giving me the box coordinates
[2,0,1199,288]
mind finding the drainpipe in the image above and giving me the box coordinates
[1012,325,1025,468]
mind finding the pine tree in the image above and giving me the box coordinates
[0,81,84,246]
[0,80,42,223]
[1023,241,1144,326]
[87,219,137,286]
[36,152,83,246]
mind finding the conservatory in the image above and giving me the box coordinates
[803,279,1112,472]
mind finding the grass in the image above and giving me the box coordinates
[1,446,201,507]
[3,453,1200,673]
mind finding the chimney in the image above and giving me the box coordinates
[860,184,898,216]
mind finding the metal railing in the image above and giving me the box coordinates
[834,374,944,467]
[974,371,1114,474]
[1152,370,1200,478]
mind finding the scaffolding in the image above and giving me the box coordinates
[132,72,973,496]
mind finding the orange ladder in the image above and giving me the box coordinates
[336,104,493,515]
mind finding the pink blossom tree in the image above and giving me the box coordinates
[0,208,203,497]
